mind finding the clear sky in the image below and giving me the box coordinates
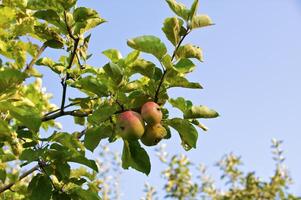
[39,0,301,198]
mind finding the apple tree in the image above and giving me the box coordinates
[0,0,218,199]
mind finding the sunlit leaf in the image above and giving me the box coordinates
[102,49,122,63]
[0,68,27,95]
[176,44,203,61]
[174,58,195,73]
[84,125,113,152]
[165,0,190,21]
[127,35,167,60]
[73,7,106,35]
[169,97,193,113]
[162,17,184,46]
[191,15,213,29]
[0,101,42,132]
[166,118,198,150]
[72,76,109,97]
[184,105,219,119]
[189,0,199,20]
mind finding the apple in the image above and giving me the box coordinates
[117,111,145,140]
[141,102,162,125]
[141,123,167,146]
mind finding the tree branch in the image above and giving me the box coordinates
[42,109,92,122]
[60,11,80,113]
[154,29,191,103]
[25,43,47,71]
[0,164,39,193]
[60,38,79,112]
[44,102,80,117]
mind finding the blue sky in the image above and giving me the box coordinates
[40,0,301,198]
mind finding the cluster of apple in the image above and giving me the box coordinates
[116,102,167,146]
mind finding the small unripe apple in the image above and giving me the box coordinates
[141,102,162,125]
[117,111,145,140]
[141,123,167,146]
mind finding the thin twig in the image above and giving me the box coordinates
[0,164,39,193]
[60,11,80,113]
[42,110,92,122]
[25,43,47,71]
[154,29,191,103]
[44,102,80,117]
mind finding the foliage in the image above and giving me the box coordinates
[0,0,217,199]
[145,140,300,200]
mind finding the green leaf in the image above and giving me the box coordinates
[88,103,118,124]
[50,132,85,152]
[48,144,97,171]
[0,102,42,132]
[184,105,219,119]
[84,125,113,152]
[73,7,106,35]
[165,0,190,21]
[127,35,167,60]
[124,50,140,65]
[191,15,213,29]
[168,76,203,89]
[55,162,70,181]
[0,68,27,95]
[189,0,199,20]
[70,187,101,200]
[36,57,64,74]
[169,97,193,113]
[130,59,156,78]
[122,140,151,175]
[20,149,44,162]
[0,169,6,183]
[174,58,195,73]
[33,9,64,31]
[103,62,124,85]
[69,156,98,172]
[44,39,64,49]
[102,49,122,63]
[28,174,52,200]
[72,76,109,97]
[166,118,198,150]
[162,17,184,46]
[36,57,55,67]
[176,44,203,61]
[162,54,173,70]
[28,0,77,11]
[0,120,11,139]
[74,116,85,126]
[52,191,71,200]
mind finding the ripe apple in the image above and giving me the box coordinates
[141,102,162,125]
[117,111,145,140]
[141,123,167,146]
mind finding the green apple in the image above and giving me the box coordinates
[141,123,167,146]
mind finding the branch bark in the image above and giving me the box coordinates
[0,164,39,193]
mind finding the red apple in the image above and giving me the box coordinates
[141,102,162,125]
[117,111,145,140]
